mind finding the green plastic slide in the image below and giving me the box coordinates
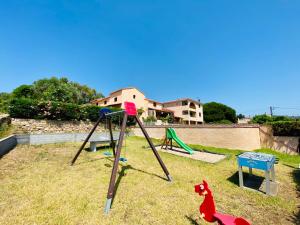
[166,128,194,154]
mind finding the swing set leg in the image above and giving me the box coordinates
[71,117,102,165]
[104,114,172,214]
[104,114,128,214]
[161,137,167,149]
[135,116,172,182]
[166,139,170,150]
[108,119,116,157]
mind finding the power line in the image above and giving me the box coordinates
[270,106,300,117]
[272,106,300,111]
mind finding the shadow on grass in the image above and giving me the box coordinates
[74,156,110,165]
[185,215,200,225]
[103,158,169,207]
[84,145,110,152]
[164,147,191,155]
[227,171,264,191]
[290,168,300,225]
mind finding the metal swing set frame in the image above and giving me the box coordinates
[70,102,172,214]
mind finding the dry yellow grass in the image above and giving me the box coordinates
[0,137,299,225]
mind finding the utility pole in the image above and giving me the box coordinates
[270,106,273,116]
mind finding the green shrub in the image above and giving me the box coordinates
[214,119,233,124]
[80,104,120,122]
[0,92,12,113]
[80,104,100,121]
[9,98,38,118]
[12,85,35,99]
[251,114,293,124]
[8,98,122,121]
[61,103,81,120]
[268,121,300,136]
[0,123,12,138]
[143,116,157,123]
[159,115,174,124]
[137,108,145,117]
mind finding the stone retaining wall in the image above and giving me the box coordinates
[11,118,105,134]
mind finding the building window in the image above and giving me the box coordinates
[96,103,98,106]
[133,95,136,99]
[153,102,157,107]
[199,112,202,117]
[114,97,117,102]
[182,110,189,115]
[189,102,196,109]
[182,101,188,106]
[104,101,107,105]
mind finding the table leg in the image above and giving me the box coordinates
[271,165,275,182]
[238,166,243,187]
[265,170,270,195]
[90,142,96,152]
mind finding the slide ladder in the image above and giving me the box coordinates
[166,128,194,154]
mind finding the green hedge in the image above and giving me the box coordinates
[268,121,300,136]
[9,98,38,119]
[8,98,121,122]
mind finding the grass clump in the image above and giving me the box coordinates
[0,124,14,139]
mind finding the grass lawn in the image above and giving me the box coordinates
[0,136,299,225]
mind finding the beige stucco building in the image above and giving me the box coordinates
[163,99,203,125]
[91,87,203,125]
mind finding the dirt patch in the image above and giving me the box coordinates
[157,145,226,163]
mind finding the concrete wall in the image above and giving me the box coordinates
[259,125,299,154]
[0,135,17,157]
[271,136,299,154]
[0,132,120,156]
[14,132,119,145]
[133,125,261,151]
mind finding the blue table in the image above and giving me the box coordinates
[237,152,276,195]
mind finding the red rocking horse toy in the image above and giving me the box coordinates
[194,180,251,225]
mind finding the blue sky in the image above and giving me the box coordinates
[0,0,300,116]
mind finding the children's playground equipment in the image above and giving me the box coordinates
[237,152,276,195]
[71,102,172,214]
[161,128,194,154]
[195,180,251,225]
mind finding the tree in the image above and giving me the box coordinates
[203,102,237,123]
[137,107,145,117]
[237,114,245,119]
[12,85,34,98]
[0,92,12,113]
[142,116,157,125]
[11,77,104,104]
